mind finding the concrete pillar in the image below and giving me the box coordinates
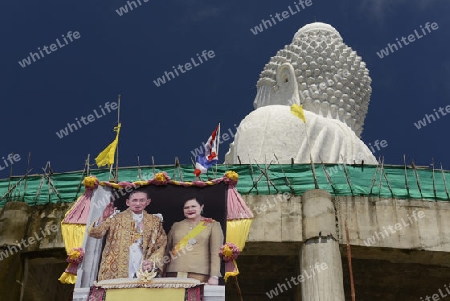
[300,189,345,301]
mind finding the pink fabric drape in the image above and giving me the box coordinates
[227,185,253,220]
[63,190,93,224]
[225,260,236,274]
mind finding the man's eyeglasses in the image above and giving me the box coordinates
[129,198,148,203]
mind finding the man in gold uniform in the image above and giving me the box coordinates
[88,189,167,281]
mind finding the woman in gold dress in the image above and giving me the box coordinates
[165,196,224,284]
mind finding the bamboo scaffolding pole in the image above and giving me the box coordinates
[22,152,31,202]
[340,155,354,196]
[152,156,156,178]
[403,155,410,198]
[33,174,45,205]
[440,163,450,200]
[345,220,356,301]
[274,153,295,194]
[378,157,384,198]
[310,154,319,189]
[42,164,62,202]
[431,158,437,199]
[73,155,88,200]
[411,160,423,199]
[0,170,32,202]
[253,159,278,193]
[87,153,91,176]
[7,152,14,201]
[172,157,177,180]
[381,158,394,198]
[215,122,220,175]
[247,154,258,194]
[369,159,381,195]
[137,155,142,181]
[176,157,183,182]
[320,157,337,195]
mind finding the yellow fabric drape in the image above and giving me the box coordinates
[58,223,86,284]
[95,123,121,167]
[290,104,306,123]
[226,219,252,250]
[58,268,77,284]
[59,194,89,284]
[224,260,240,282]
[224,219,253,281]
[60,224,86,254]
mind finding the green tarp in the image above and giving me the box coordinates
[1,164,449,207]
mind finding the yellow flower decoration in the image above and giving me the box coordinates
[154,172,166,183]
[137,268,157,282]
[224,171,239,182]
[219,242,240,262]
[223,245,233,257]
[67,247,84,264]
[83,176,98,189]
[68,249,81,260]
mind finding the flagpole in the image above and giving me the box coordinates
[215,122,221,174]
[115,94,121,183]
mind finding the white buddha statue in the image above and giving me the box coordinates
[225,22,377,165]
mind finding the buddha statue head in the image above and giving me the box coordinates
[253,22,372,137]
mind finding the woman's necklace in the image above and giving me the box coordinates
[187,220,200,230]
[187,219,201,246]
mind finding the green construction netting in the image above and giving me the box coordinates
[1,164,449,207]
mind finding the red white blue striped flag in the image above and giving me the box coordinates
[194,124,220,177]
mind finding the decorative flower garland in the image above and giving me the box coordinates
[83,176,99,190]
[224,171,238,182]
[219,242,240,262]
[67,247,84,264]
[62,247,85,278]
[90,170,239,190]
[154,172,169,185]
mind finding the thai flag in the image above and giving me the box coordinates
[194,124,220,177]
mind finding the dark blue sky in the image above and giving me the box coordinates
[1,0,449,177]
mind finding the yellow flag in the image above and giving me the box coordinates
[290,104,306,123]
[95,123,121,168]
